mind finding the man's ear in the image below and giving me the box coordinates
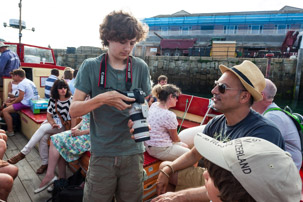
[240,91,251,104]
[261,92,267,101]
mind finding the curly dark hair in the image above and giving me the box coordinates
[203,158,255,202]
[99,10,149,47]
[50,79,71,100]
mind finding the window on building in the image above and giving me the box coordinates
[224,25,237,34]
[237,25,249,34]
[263,24,275,34]
[276,25,286,34]
[201,25,214,34]
[251,25,261,34]
[181,26,191,35]
[161,27,168,36]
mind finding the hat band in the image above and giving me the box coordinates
[231,67,254,88]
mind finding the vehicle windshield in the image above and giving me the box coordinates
[24,45,54,64]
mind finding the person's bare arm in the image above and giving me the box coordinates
[46,112,60,129]
[168,129,180,142]
[156,147,202,195]
[7,90,24,106]
[71,117,78,128]
[71,128,90,137]
[7,81,14,98]
[69,89,135,118]
[151,186,209,202]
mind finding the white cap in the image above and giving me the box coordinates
[194,133,302,202]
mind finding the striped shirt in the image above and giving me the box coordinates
[44,75,58,98]
[47,97,72,121]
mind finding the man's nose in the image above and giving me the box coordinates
[211,85,218,94]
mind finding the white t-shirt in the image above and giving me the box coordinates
[11,82,19,97]
[18,78,39,106]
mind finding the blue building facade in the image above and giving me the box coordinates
[142,6,303,52]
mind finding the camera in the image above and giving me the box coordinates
[120,89,150,142]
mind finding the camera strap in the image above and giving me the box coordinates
[98,53,132,91]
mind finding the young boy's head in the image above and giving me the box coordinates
[203,158,255,202]
[157,75,168,86]
[99,10,148,47]
[194,133,301,202]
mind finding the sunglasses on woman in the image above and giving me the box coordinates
[172,94,179,99]
[214,81,246,94]
[58,86,67,89]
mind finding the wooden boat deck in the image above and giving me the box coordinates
[3,132,72,202]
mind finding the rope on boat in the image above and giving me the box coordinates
[200,99,214,125]
[178,95,194,133]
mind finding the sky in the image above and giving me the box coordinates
[1,0,302,49]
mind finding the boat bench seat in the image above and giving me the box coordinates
[176,118,200,129]
[170,109,204,129]
[20,108,47,140]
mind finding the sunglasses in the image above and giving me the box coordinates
[58,87,67,89]
[214,81,246,94]
[172,94,179,99]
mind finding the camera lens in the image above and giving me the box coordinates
[129,103,150,142]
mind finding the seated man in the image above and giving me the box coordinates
[2,69,39,136]
[0,134,18,201]
[152,60,285,201]
[252,78,302,170]
[44,69,59,99]
[194,133,301,202]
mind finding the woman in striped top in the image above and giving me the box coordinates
[8,79,73,174]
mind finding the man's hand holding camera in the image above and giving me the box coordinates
[97,90,135,110]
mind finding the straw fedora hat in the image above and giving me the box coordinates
[219,60,265,102]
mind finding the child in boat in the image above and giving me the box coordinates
[147,75,168,106]
[34,113,90,194]
[145,84,190,161]
[194,133,301,202]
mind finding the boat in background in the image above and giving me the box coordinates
[1,42,66,103]
[1,42,67,140]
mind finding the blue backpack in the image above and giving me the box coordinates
[264,106,303,156]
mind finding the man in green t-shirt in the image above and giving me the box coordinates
[70,11,151,202]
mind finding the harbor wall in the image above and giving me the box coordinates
[145,56,301,100]
[53,48,302,100]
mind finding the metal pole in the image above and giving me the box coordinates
[18,0,22,44]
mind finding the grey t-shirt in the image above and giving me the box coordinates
[75,54,151,156]
[203,109,285,149]
[264,103,302,170]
